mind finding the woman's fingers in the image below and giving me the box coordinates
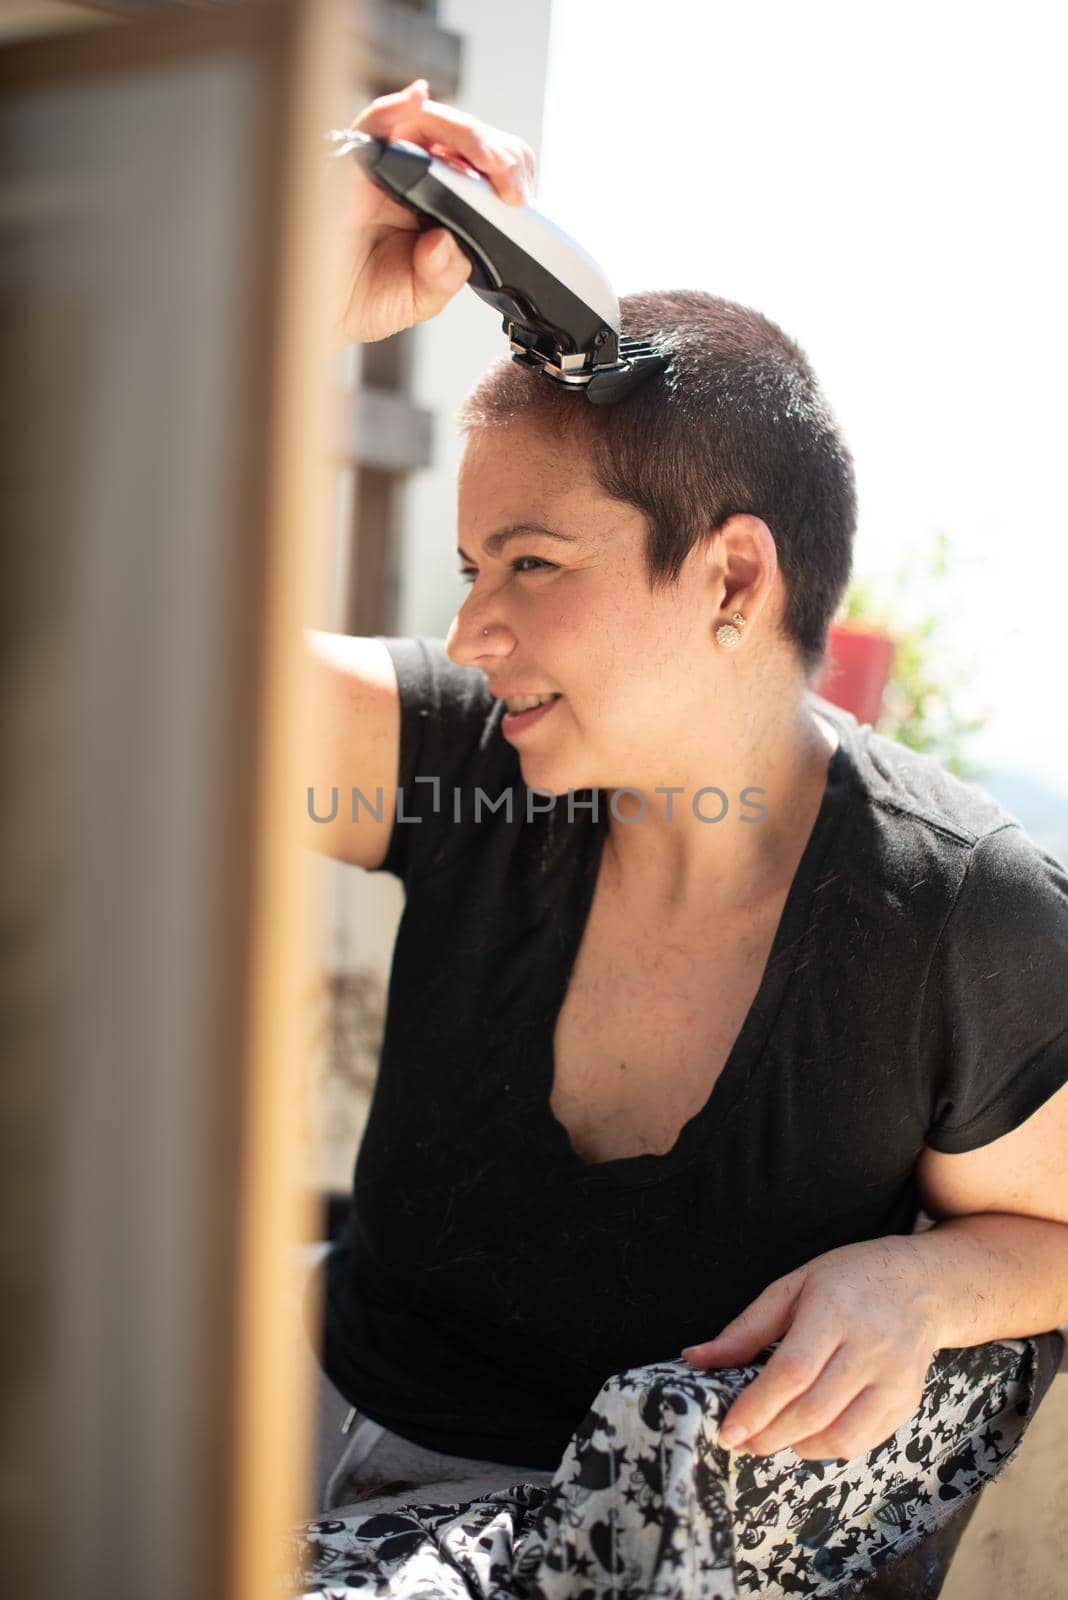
[686,1271,804,1370]
[393,116,532,204]
[332,79,532,343]
[788,1386,907,1464]
[349,76,430,130]
[732,1345,865,1457]
[352,79,535,205]
[721,1337,840,1446]
[349,226,470,343]
[410,227,473,319]
[701,1241,943,1463]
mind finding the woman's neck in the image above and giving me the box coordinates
[601,697,839,915]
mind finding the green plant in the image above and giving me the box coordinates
[836,531,990,777]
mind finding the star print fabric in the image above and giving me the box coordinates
[292,1335,1052,1598]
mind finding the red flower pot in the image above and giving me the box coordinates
[814,621,897,728]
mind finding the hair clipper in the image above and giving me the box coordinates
[328,129,666,406]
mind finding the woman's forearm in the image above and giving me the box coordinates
[908,1212,1068,1347]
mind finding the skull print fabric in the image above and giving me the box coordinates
[293,1336,1047,1599]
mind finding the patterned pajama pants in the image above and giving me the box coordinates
[293,1334,1059,1600]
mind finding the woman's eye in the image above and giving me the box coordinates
[511,556,555,575]
[457,556,556,586]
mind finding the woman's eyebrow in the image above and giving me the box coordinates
[457,523,579,562]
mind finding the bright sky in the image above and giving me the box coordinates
[537,0,1068,799]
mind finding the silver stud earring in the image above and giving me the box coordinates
[483,627,490,637]
[715,611,747,649]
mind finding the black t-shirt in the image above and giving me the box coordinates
[322,636,1068,1470]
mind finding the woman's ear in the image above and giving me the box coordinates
[713,514,778,622]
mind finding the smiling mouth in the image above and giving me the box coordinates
[500,694,563,736]
[502,692,560,713]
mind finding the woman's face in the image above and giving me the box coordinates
[446,420,727,798]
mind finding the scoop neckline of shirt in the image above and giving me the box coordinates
[527,696,860,1188]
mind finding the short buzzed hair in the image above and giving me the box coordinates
[457,289,856,679]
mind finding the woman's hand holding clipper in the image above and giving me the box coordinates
[330,79,535,347]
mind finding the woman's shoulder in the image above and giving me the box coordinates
[373,634,517,778]
[809,690,1015,851]
[369,635,524,884]
[806,696,1068,1154]
[376,634,496,724]
[810,689,1067,996]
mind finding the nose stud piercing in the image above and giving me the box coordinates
[716,612,747,649]
[483,627,490,637]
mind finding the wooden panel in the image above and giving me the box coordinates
[0,4,344,1597]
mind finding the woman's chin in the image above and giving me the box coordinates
[516,751,592,803]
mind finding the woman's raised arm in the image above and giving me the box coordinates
[329,78,534,346]
[304,83,536,864]
[301,631,400,869]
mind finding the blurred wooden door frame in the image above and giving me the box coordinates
[0,4,344,1597]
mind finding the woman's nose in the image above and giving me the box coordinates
[445,607,515,670]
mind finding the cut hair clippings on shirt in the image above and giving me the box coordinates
[328,128,668,405]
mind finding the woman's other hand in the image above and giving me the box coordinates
[330,78,536,347]
[681,1237,943,1462]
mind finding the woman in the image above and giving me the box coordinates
[299,80,1068,1598]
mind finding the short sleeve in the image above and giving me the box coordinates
[924,822,1068,1152]
[366,635,517,885]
